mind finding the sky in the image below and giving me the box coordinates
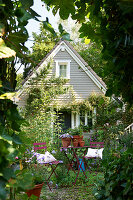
[25,0,59,49]
[17,0,59,73]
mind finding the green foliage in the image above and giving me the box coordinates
[26,164,47,185]
[93,148,133,200]
[21,63,69,151]
[45,0,75,20]
[16,73,23,90]
[0,0,42,199]
[25,64,68,114]
[89,93,121,126]
[81,125,90,132]
[87,93,133,144]
[75,42,106,82]
[66,126,83,136]
[44,0,133,105]
[118,132,133,149]
[23,22,71,78]
[0,99,26,199]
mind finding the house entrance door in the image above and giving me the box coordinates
[58,111,71,130]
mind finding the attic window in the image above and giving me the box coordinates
[55,60,71,79]
[59,64,67,77]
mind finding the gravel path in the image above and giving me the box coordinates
[40,185,95,200]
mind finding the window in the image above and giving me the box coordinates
[71,112,79,128]
[71,110,93,129]
[80,111,92,128]
[80,111,85,126]
[59,64,67,77]
[55,60,71,79]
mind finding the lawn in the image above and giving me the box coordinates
[41,172,103,200]
[25,172,103,200]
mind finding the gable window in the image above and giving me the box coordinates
[59,64,67,77]
[55,60,71,79]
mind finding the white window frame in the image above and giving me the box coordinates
[71,112,80,129]
[55,60,71,79]
[71,109,95,129]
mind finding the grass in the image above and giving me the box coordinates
[39,172,104,200]
[14,166,104,200]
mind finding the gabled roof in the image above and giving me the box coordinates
[22,39,106,93]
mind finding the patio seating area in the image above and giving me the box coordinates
[13,139,104,199]
[9,128,133,200]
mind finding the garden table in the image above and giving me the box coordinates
[60,146,89,185]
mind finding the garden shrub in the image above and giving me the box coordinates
[93,147,133,200]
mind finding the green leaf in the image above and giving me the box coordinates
[62,33,71,41]
[7,147,18,161]
[0,180,6,200]
[42,21,56,36]
[18,9,33,22]
[1,128,12,141]
[58,24,64,34]
[20,0,33,9]
[0,23,5,36]
[29,8,41,18]
[106,89,113,97]
[8,30,28,44]
[0,38,16,58]
[3,168,16,180]
[15,171,33,190]
[123,182,131,195]
[12,134,22,145]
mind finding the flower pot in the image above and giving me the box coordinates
[61,138,71,148]
[78,135,83,141]
[26,182,44,200]
[73,141,78,147]
[72,135,83,146]
[79,140,85,147]
[72,135,80,142]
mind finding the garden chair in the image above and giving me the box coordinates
[33,142,63,190]
[84,142,104,174]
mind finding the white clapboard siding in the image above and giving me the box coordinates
[16,41,104,108]
[53,49,102,100]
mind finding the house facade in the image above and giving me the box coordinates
[16,39,106,130]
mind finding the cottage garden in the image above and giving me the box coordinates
[1,1,133,200]
[9,78,133,200]
[7,55,133,200]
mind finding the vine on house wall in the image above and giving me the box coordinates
[23,64,133,146]
[22,63,70,148]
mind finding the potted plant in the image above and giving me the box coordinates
[26,174,44,200]
[68,127,84,147]
[59,133,73,148]
[26,155,45,199]
[82,125,90,132]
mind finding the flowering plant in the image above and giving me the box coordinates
[26,153,47,185]
[59,133,73,139]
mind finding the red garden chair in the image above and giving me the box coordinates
[84,142,104,174]
[33,142,63,190]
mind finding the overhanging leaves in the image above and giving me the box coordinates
[12,134,22,145]
[20,0,33,9]
[42,20,56,36]
[0,38,16,59]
